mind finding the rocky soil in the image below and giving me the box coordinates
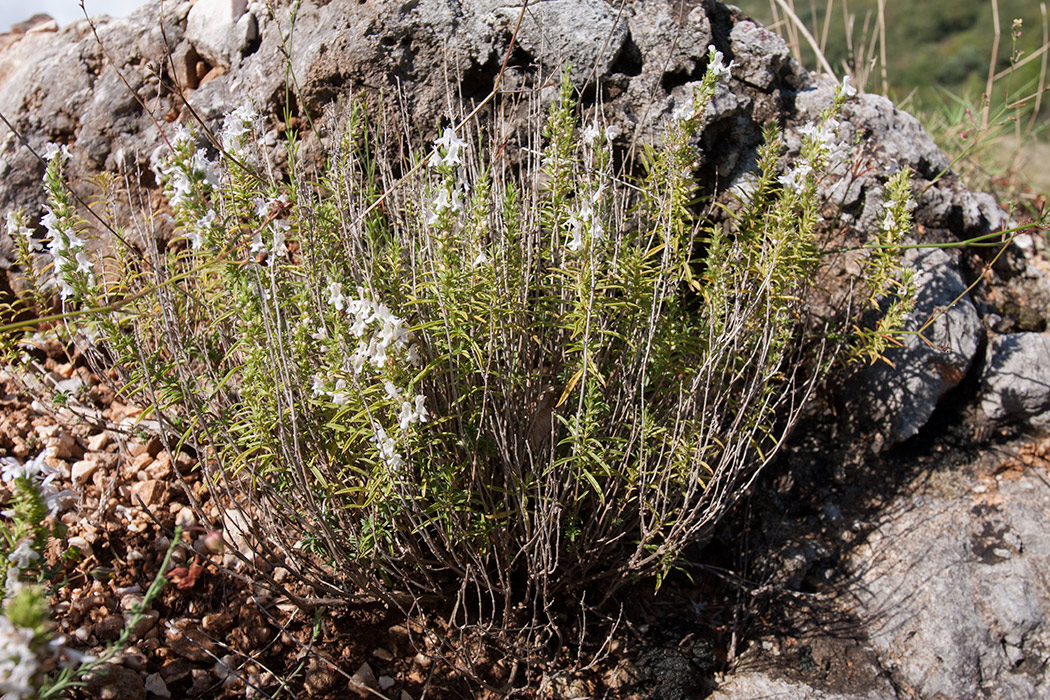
[1,0,1049,698]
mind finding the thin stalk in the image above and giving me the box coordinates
[983,0,1003,131]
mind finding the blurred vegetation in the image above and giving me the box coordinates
[736,0,1050,200]
[736,0,1047,116]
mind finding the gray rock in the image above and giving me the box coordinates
[847,470,1050,699]
[83,664,147,700]
[857,246,983,444]
[729,19,793,91]
[185,0,255,69]
[711,672,893,700]
[981,333,1050,427]
[492,0,628,85]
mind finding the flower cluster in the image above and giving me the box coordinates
[426,186,464,226]
[1,450,69,522]
[150,126,219,209]
[38,144,95,301]
[706,44,734,80]
[2,450,70,595]
[777,77,860,194]
[0,449,74,699]
[321,284,423,373]
[566,185,605,253]
[40,210,90,300]
[337,292,417,374]
[250,195,291,259]
[581,120,620,147]
[220,105,260,157]
[5,213,40,255]
[0,611,39,700]
[316,285,429,469]
[372,426,403,470]
[430,127,466,169]
[427,128,468,227]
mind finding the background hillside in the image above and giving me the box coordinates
[735,0,1046,104]
[735,0,1049,196]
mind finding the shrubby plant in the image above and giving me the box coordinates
[0,445,177,698]
[2,47,915,673]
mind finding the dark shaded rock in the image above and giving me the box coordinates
[980,332,1050,428]
[83,664,147,700]
[846,466,1050,698]
[855,246,983,445]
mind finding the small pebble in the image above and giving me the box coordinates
[175,507,196,529]
[144,673,170,698]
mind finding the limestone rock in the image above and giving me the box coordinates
[711,671,893,700]
[846,469,1050,698]
[185,0,257,69]
[491,0,628,84]
[980,332,1050,427]
[129,479,169,508]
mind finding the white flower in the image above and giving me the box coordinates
[397,403,415,431]
[413,394,428,422]
[165,168,194,207]
[311,374,326,397]
[472,252,490,267]
[372,428,405,470]
[582,121,601,145]
[797,122,836,147]
[221,105,258,151]
[327,282,345,310]
[566,213,584,252]
[253,197,270,219]
[778,163,812,191]
[74,250,94,276]
[5,213,39,252]
[171,124,193,148]
[2,452,45,485]
[249,232,266,257]
[7,540,39,570]
[42,141,71,164]
[428,187,460,225]
[589,218,604,242]
[350,347,368,375]
[330,378,349,405]
[706,45,734,80]
[190,149,219,187]
[375,305,409,349]
[432,127,467,168]
[841,75,858,97]
[384,382,400,400]
[567,230,583,252]
[369,338,388,368]
[1,459,24,485]
[42,486,72,518]
[270,220,290,258]
[397,394,428,432]
[55,277,76,300]
[0,614,39,700]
